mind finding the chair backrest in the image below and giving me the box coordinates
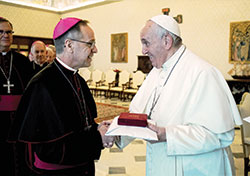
[131,70,145,88]
[238,92,250,156]
[92,69,103,84]
[104,69,116,84]
[78,68,91,81]
[119,70,130,86]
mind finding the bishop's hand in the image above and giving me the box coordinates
[98,120,115,148]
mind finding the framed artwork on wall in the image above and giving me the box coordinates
[111,32,128,63]
[229,21,250,63]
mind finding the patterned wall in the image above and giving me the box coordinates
[0,2,60,38]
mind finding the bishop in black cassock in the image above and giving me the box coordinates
[0,17,34,176]
[8,17,112,176]
[0,50,34,175]
[29,40,49,74]
[8,58,104,175]
[31,61,48,74]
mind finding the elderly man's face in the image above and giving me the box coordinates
[0,22,13,52]
[31,43,47,65]
[140,21,167,69]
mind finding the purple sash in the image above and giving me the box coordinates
[34,153,75,170]
[0,95,21,111]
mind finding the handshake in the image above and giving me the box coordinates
[98,120,115,148]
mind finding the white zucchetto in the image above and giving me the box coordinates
[150,15,181,37]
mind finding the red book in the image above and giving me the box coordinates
[118,112,148,127]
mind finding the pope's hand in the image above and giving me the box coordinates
[147,122,166,143]
[98,120,115,148]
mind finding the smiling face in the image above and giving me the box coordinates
[140,21,169,69]
[71,24,98,69]
[0,22,13,52]
[31,41,47,65]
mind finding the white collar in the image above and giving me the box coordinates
[1,52,7,56]
[56,57,78,74]
[162,45,185,70]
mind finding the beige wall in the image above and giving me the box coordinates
[1,0,250,79]
[63,0,250,79]
[0,2,60,38]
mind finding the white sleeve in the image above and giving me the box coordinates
[165,124,234,155]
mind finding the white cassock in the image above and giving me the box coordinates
[116,45,242,176]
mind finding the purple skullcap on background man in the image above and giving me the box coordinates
[53,17,81,40]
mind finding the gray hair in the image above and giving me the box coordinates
[155,23,182,48]
[54,20,89,54]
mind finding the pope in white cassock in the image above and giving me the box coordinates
[115,15,242,176]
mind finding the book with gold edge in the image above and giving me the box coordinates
[118,112,148,127]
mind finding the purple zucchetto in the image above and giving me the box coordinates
[53,17,81,40]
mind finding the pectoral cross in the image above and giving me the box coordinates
[3,80,14,94]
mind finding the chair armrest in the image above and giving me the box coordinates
[86,79,92,85]
[96,80,105,87]
[122,82,130,90]
[108,81,117,88]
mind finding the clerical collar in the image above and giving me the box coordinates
[1,49,11,56]
[33,60,44,67]
[56,57,77,74]
[162,45,185,70]
[1,52,7,56]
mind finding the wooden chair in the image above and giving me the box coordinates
[109,70,130,99]
[122,70,145,100]
[238,92,250,176]
[89,69,103,96]
[95,69,116,97]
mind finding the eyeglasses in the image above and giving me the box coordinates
[68,38,96,49]
[0,30,14,36]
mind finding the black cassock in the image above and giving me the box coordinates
[0,51,33,94]
[0,50,34,176]
[31,61,48,74]
[8,59,103,176]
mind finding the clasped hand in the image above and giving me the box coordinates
[98,120,115,148]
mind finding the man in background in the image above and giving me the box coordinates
[0,17,33,176]
[48,44,56,58]
[46,44,56,63]
[29,40,47,73]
